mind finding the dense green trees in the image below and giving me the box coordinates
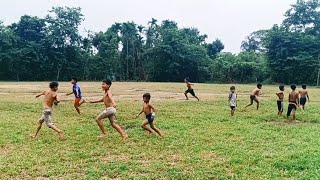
[1,0,320,84]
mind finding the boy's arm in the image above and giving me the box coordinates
[35,91,45,98]
[149,104,157,112]
[54,93,60,104]
[307,91,310,101]
[89,98,103,103]
[66,92,73,96]
[136,108,144,118]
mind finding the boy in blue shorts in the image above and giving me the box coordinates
[135,93,163,137]
[299,84,310,111]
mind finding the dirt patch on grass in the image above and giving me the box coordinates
[266,120,318,126]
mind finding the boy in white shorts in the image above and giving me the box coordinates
[31,82,64,140]
[89,80,128,140]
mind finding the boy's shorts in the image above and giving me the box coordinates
[250,95,256,100]
[146,113,155,124]
[75,97,82,105]
[230,106,236,110]
[277,100,283,112]
[300,97,307,106]
[40,109,54,128]
[287,103,297,117]
[185,89,196,96]
[97,107,116,123]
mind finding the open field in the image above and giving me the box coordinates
[1,82,320,179]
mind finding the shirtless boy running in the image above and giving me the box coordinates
[245,83,262,110]
[89,80,128,140]
[31,82,64,140]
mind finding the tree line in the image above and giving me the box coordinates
[0,0,320,84]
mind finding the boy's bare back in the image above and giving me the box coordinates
[186,82,192,89]
[289,91,299,102]
[299,89,308,98]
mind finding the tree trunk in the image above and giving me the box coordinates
[126,38,129,80]
[56,65,62,81]
[16,73,20,81]
[317,54,320,87]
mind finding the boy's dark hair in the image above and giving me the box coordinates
[230,86,235,90]
[143,93,151,100]
[290,84,296,90]
[103,79,112,86]
[185,77,190,82]
[257,83,262,88]
[72,77,78,83]
[302,84,307,89]
[49,81,59,89]
[279,85,285,91]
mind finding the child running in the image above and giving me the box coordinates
[184,78,200,101]
[31,82,64,140]
[228,86,237,116]
[299,84,310,111]
[245,83,262,110]
[276,85,285,116]
[287,84,300,121]
[66,78,85,114]
[135,93,163,137]
[89,80,127,140]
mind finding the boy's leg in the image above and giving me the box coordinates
[141,120,153,134]
[184,92,189,100]
[150,122,163,137]
[79,98,86,107]
[245,98,254,108]
[109,115,128,140]
[49,124,64,140]
[254,98,260,110]
[74,98,81,114]
[287,105,293,118]
[31,119,44,138]
[96,117,107,138]
[292,109,296,121]
[190,90,199,101]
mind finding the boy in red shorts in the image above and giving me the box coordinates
[66,78,85,114]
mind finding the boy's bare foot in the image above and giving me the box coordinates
[58,132,65,141]
[122,134,128,140]
[30,134,37,139]
[97,133,107,139]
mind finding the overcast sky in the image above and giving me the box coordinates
[0,0,295,53]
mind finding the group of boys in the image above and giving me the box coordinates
[31,78,163,140]
[228,83,310,121]
[31,78,311,140]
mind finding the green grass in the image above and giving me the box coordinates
[1,82,320,179]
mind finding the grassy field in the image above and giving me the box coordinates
[1,82,320,179]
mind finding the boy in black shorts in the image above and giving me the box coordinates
[136,93,163,137]
[287,84,300,121]
[184,78,199,101]
[276,85,285,116]
[245,83,262,110]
